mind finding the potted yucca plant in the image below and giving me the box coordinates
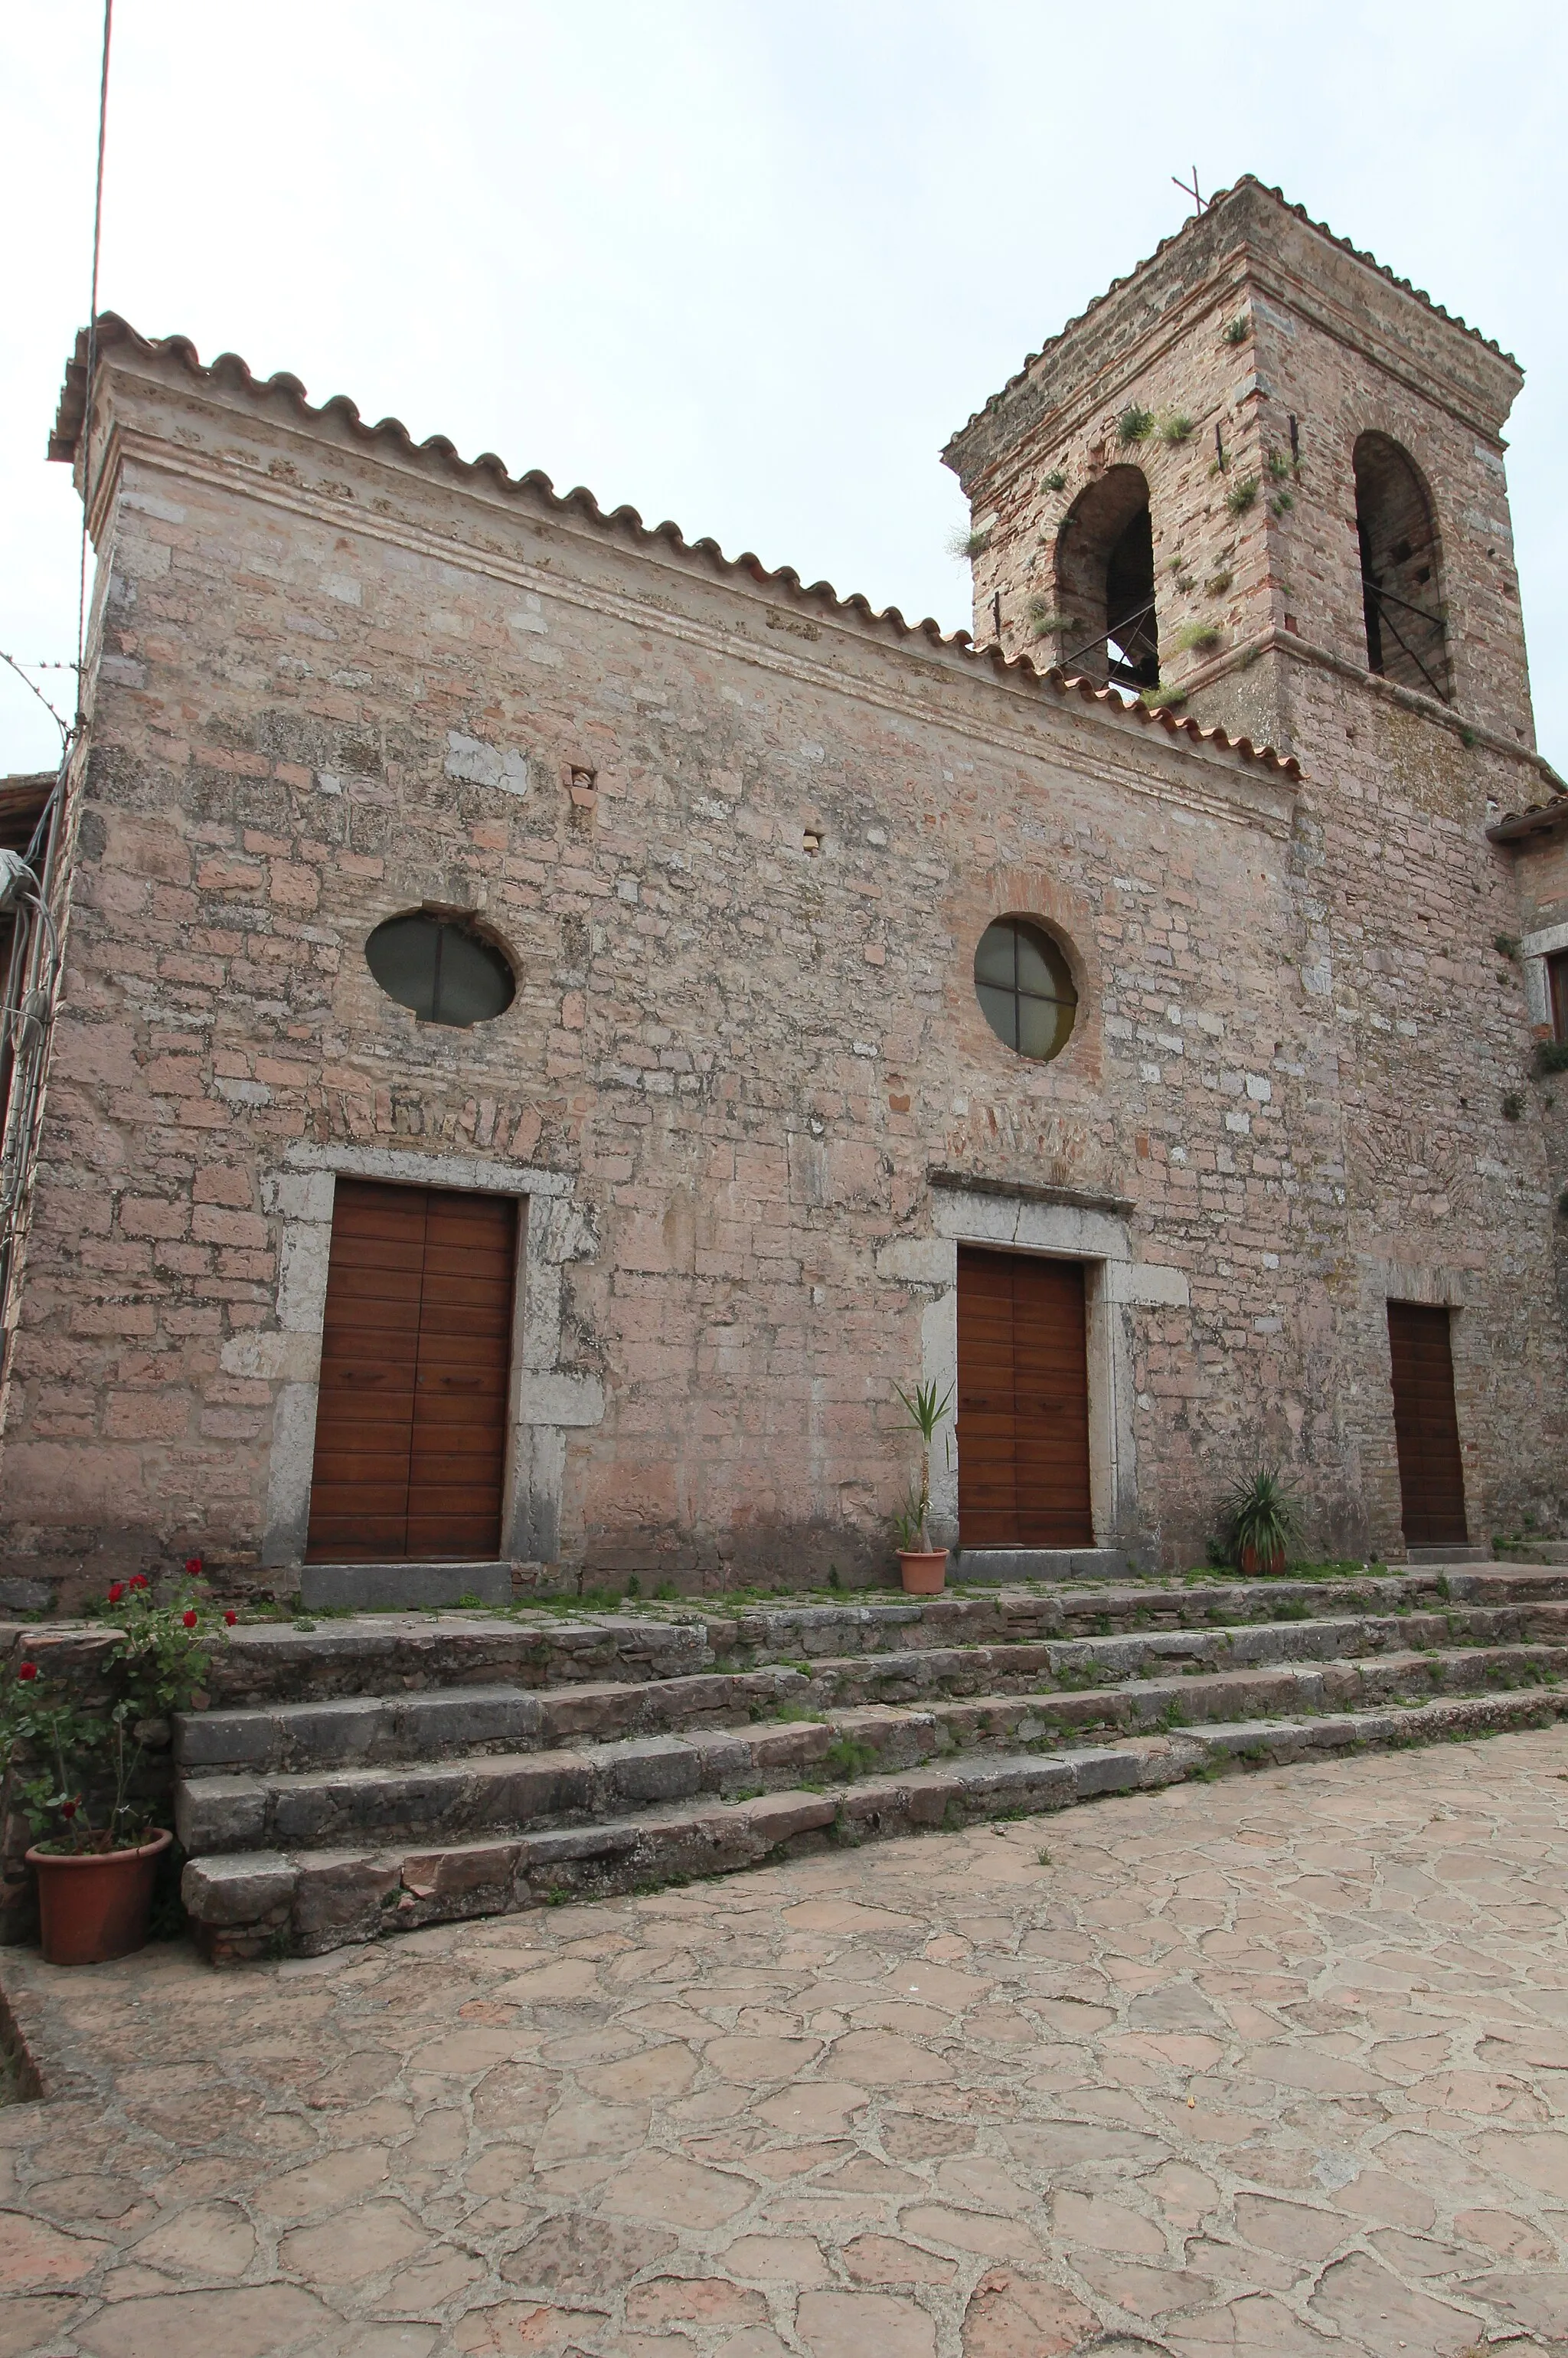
[1220,1466,1302,1577]
[892,1379,954,1594]
[1,1567,232,1964]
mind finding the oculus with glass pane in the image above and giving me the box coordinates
[974,917,1077,1061]
[365,911,516,1028]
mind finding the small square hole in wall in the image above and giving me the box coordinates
[562,762,598,835]
[802,826,823,855]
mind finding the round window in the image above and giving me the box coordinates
[974,917,1077,1061]
[365,912,516,1028]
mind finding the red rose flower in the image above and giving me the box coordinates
[129,1574,149,1590]
[181,1609,198,1629]
[224,1610,237,1627]
[107,1582,125,1604]
[185,1557,203,1577]
[16,1662,38,1682]
[60,1798,77,1819]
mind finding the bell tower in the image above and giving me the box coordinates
[942,178,1536,767]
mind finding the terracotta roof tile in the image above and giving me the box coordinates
[51,314,1299,786]
[1487,788,1568,843]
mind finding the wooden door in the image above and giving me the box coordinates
[957,1247,1093,1548]
[1387,1301,1467,1545]
[306,1180,516,1562]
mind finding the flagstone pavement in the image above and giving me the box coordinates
[2,1730,1566,2357]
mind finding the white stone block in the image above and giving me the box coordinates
[876,1238,957,1285]
[518,1373,606,1428]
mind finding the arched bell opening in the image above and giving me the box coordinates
[1353,432,1452,702]
[1053,466,1158,689]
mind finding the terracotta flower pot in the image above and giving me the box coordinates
[1239,1544,1286,1578]
[899,1549,947,1596]
[27,1828,172,1967]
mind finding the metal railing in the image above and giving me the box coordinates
[1361,574,1449,703]
[1060,598,1159,688]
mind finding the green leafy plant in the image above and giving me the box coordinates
[948,525,991,561]
[1459,726,1479,749]
[1041,468,1067,492]
[1175,621,1222,654]
[1269,491,1295,517]
[1494,934,1520,961]
[1558,1186,1568,1222]
[1141,685,1187,711]
[1266,447,1292,481]
[1206,568,1233,596]
[1117,404,1154,445]
[1026,595,1076,639]
[892,1378,955,1554]
[1219,1466,1303,1574]
[1223,313,1250,345]
[1532,1040,1568,1078]
[0,1572,229,1854]
[1158,412,1195,445]
[1501,1091,1524,1122]
[823,1735,877,1779]
[1225,476,1259,517]
[890,1490,926,1550]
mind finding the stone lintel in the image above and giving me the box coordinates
[927,1168,1135,1218]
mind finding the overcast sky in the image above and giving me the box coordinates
[3,2,1564,777]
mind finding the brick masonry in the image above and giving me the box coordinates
[0,178,1563,1605]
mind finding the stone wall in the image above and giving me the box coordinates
[1500,808,1568,1346]
[0,251,1563,1603]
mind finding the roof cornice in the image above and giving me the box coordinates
[52,314,1302,788]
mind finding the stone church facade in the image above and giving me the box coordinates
[0,178,1563,1608]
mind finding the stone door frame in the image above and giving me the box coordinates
[902,1177,1189,1556]
[253,1145,600,1568]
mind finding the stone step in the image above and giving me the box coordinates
[175,1665,810,1774]
[204,1611,710,1708]
[201,1564,1568,1705]
[174,1642,1568,1857]
[706,1569,1568,1667]
[175,1606,1568,1775]
[180,1685,1568,1962]
[795,1605,1568,1708]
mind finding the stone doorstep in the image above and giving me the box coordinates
[948,1547,1135,1583]
[193,1563,1568,1706]
[173,1606,1568,1777]
[1403,1544,1492,1565]
[179,1686,1568,1961]
[298,1560,514,1610]
[173,1641,1568,1857]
